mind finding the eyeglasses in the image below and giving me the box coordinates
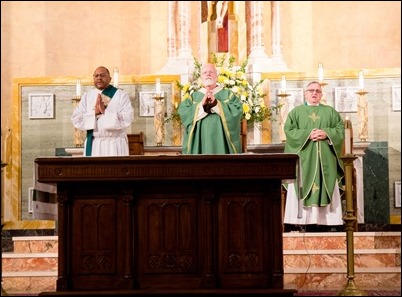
[93,73,109,79]
[305,89,322,94]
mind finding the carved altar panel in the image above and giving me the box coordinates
[137,189,201,289]
[35,154,298,294]
[219,192,265,283]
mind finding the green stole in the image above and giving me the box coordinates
[85,85,118,156]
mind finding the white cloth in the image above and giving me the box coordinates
[71,88,134,156]
[284,180,344,226]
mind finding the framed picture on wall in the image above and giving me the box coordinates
[392,85,401,111]
[334,87,359,112]
[139,91,156,117]
[28,93,55,119]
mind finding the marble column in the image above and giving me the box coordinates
[353,142,370,223]
[271,1,287,71]
[158,1,193,74]
[247,1,272,73]
[176,1,194,70]
[158,1,179,74]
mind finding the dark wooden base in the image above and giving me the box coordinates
[40,289,297,296]
[35,155,298,294]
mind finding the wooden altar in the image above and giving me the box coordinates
[35,154,298,296]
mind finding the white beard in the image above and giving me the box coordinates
[204,78,214,87]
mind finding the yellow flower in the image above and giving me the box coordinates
[243,103,250,113]
[182,83,190,92]
[174,55,279,124]
[183,92,191,100]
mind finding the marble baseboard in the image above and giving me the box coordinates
[2,229,56,252]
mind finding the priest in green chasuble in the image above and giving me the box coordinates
[283,81,345,228]
[178,63,242,154]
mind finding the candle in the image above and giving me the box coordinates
[344,117,351,155]
[281,75,286,94]
[76,79,81,98]
[113,67,119,88]
[318,62,324,83]
[156,78,161,93]
[358,70,364,90]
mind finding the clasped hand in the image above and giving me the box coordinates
[310,128,327,142]
[95,94,106,115]
[202,91,217,113]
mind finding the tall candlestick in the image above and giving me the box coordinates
[113,67,119,88]
[156,78,161,93]
[280,75,286,94]
[358,70,364,90]
[76,79,81,98]
[344,117,352,155]
[318,62,324,83]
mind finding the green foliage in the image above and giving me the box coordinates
[168,54,280,125]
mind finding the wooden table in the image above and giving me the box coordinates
[35,154,298,296]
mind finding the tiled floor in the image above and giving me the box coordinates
[296,289,401,296]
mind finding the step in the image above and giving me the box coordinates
[2,273,57,296]
[284,248,401,269]
[283,231,401,250]
[284,270,401,290]
[2,252,58,272]
[2,232,400,294]
[12,235,58,253]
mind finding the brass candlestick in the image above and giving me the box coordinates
[319,81,328,105]
[72,95,84,148]
[277,92,289,143]
[355,90,369,142]
[337,154,367,296]
[153,92,165,146]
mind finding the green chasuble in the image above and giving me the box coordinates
[178,87,243,154]
[284,104,345,207]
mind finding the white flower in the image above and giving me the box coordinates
[174,55,279,124]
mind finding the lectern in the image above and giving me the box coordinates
[36,154,298,296]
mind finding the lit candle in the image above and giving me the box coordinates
[318,62,324,83]
[344,117,351,155]
[113,67,119,88]
[76,79,81,98]
[156,78,161,93]
[281,75,286,94]
[358,70,364,90]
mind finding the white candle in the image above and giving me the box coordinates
[156,78,161,93]
[281,75,286,94]
[113,67,119,88]
[76,79,81,97]
[318,62,324,83]
[358,70,364,90]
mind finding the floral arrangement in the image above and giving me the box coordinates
[169,55,279,125]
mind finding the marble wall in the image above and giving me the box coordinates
[7,71,401,225]
[20,82,176,220]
